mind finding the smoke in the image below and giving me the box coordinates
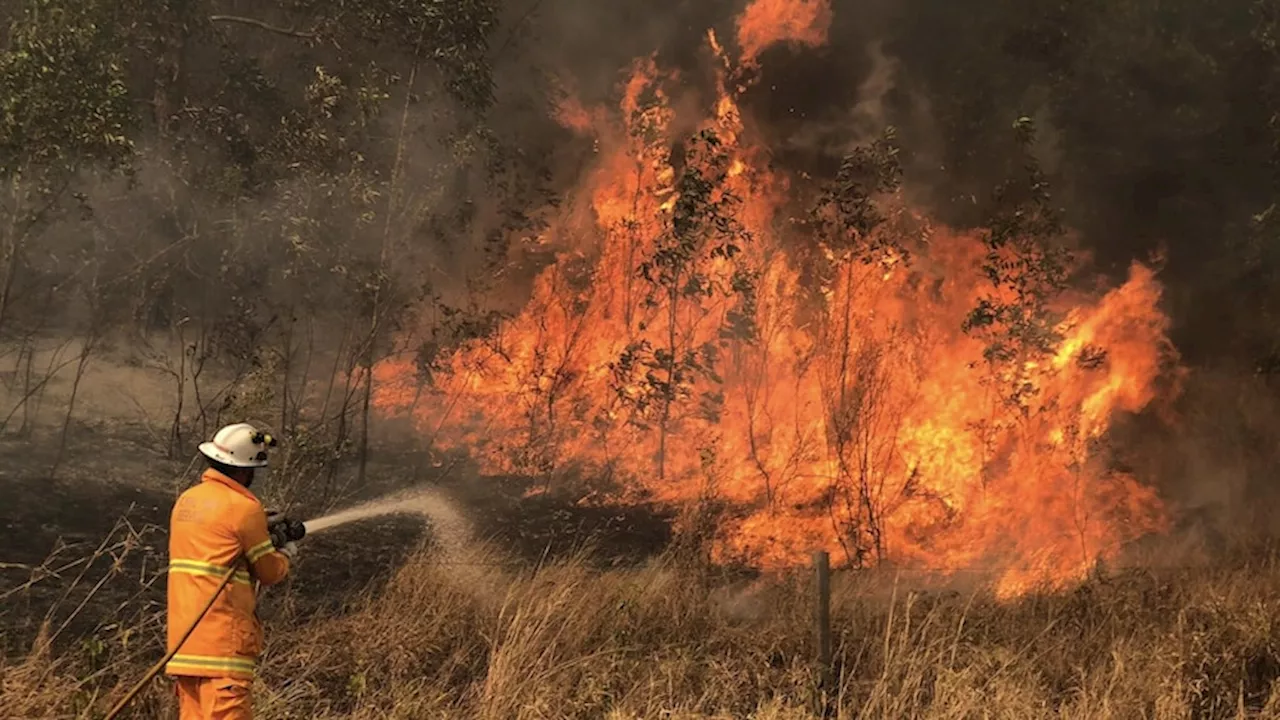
[17,0,1268,360]
[764,39,898,159]
[10,0,1280,571]
[1124,366,1280,556]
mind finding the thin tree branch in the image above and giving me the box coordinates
[491,0,547,62]
[208,15,316,40]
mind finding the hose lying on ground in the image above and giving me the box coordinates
[103,566,237,720]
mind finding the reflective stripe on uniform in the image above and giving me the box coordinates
[245,539,275,563]
[168,559,252,585]
[166,653,256,675]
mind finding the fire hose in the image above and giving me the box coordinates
[103,515,307,720]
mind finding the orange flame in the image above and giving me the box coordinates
[373,28,1176,599]
[736,0,833,64]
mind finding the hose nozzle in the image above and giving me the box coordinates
[267,516,306,549]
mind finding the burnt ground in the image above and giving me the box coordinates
[0,422,674,658]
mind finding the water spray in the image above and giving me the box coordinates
[302,487,450,534]
[264,488,453,547]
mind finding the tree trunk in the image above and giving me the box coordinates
[17,339,31,434]
[657,279,679,481]
[170,330,187,459]
[324,335,362,502]
[0,180,24,340]
[320,319,352,425]
[357,341,373,487]
[0,240,19,341]
[280,313,294,434]
[51,334,95,479]
[292,314,317,435]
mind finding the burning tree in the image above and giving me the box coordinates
[800,128,925,567]
[611,129,756,483]
[963,116,1075,424]
[372,21,1176,597]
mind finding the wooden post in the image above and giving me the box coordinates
[814,550,833,712]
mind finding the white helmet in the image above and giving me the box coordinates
[198,422,277,468]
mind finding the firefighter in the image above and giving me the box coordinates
[166,422,296,720]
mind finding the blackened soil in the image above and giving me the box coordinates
[0,427,433,657]
[0,468,172,657]
[0,478,432,657]
[2,435,677,658]
[443,475,677,568]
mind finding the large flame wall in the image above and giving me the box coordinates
[374,4,1176,597]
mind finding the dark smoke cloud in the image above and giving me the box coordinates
[510,0,1274,366]
[875,0,1272,361]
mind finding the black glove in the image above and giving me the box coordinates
[266,513,306,548]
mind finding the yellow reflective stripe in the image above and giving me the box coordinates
[168,566,252,585]
[246,539,275,563]
[168,560,251,585]
[166,653,256,675]
[168,559,233,573]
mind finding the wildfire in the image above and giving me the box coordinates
[736,0,833,64]
[373,10,1178,598]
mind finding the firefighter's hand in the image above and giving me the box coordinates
[265,509,284,526]
[279,541,299,562]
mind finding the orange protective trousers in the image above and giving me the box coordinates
[174,676,253,720]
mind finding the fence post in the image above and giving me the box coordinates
[814,550,833,712]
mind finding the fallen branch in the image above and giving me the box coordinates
[209,15,317,40]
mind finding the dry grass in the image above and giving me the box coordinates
[6,540,1280,720]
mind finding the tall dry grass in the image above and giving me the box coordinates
[5,539,1280,719]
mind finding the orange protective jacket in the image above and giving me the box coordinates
[165,468,290,679]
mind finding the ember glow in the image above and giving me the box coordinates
[374,9,1177,597]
